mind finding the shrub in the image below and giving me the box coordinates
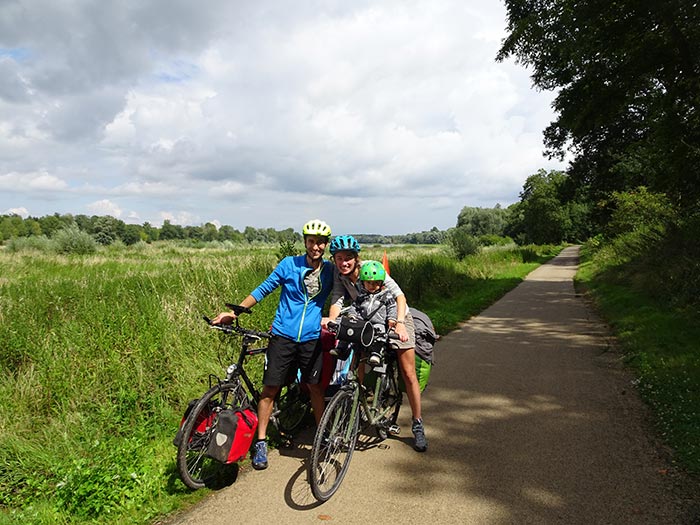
[448,227,480,260]
[276,239,299,261]
[605,186,677,238]
[52,225,98,255]
[478,234,514,247]
[6,235,53,253]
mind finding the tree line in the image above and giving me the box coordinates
[0,212,453,247]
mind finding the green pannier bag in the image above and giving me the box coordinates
[398,353,432,393]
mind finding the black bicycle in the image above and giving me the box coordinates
[175,304,310,489]
[308,316,403,501]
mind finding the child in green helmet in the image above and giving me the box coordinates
[331,260,398,366]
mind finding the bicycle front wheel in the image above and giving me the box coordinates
[176,381,247,490]
[308,386,360,501]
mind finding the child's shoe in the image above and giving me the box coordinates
[368,350,383,367]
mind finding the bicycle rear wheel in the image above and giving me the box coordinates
[176,381,247,490]
[308,386,360,501]
[276,382,310,435]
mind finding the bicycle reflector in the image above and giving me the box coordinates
[337,317,374,347]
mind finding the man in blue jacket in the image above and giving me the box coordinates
[212,219,333,470]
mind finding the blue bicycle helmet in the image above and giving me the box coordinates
[330,235,361,255]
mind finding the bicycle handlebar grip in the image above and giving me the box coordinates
[225,303,253,315]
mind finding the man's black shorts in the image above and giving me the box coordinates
[263,335,324,386]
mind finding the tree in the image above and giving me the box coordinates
[38,213,72,237]
[121,224,143,245]
[92,216,119,245]
[507,169,590,244]
[447,226,480,260]
[217,225,243,242]
[202,223,218,242]
[0,215,26,240]
[498,0,700,208]
[243,226,260,243]
[457,206,507,236]
[160,220,184,240]
[142,222,159,242]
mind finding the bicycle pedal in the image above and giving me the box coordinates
[388,424,400,435]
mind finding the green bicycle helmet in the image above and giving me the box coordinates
[330,235,361,255]
[302,219,331,238]
[358,260,386,281]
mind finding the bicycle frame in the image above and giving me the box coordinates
[346,350,400,435]
[206,325,304,435]
[208,332,267,406]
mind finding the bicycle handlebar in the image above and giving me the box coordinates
[202,315,271,340]
[326,319,401,341]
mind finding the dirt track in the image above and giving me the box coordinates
[166,246,698,524]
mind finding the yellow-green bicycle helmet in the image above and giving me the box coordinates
[302,219,332,238]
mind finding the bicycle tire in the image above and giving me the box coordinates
[276,383,310,434]
[308,386,360,501]
[176,381,247,490]
[376,360,403,440]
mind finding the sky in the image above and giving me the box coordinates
[0,0,566,235]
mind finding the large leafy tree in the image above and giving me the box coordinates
[456,205,507,237]
[497,0,700,208]
[506,169,592,244]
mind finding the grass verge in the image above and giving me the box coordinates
[575,242,700,475]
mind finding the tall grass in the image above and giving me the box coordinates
[0,244,278,523]
[0,242,560,524]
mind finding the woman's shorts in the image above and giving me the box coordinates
[393,311,416,350]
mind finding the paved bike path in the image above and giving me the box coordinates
[166,246,695,524]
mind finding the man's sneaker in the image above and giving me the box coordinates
[368,351,383,366]
[252,440,268,470]
[411,418,428,452]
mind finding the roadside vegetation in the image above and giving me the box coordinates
[575,192,700,474]
[0,239,560,525]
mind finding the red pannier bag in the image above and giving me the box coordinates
[173,399,215,447]
[206,408,258,464]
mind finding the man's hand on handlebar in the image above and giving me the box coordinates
[211,311,236,325]
[210,302,255,325]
